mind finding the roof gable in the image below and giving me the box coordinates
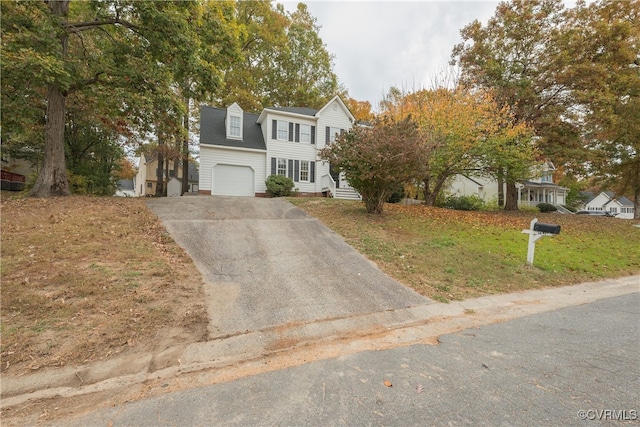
[316,95,355,123]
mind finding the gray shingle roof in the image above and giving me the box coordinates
[200,106,266,150]
[617,196,633,207]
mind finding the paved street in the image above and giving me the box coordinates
[62,292,639,426]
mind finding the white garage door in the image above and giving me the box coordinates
[212,165,254,197]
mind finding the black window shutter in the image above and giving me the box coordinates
[311,126,316,144]
[310,161,315,183]
[294,160,300,182]
[295,124,300,142]
[271,157,276,175]
[326,126,330,143]
[288,122,294,141]
[288,159,294,179]
[340,128,345,135]
[272,120,277,140]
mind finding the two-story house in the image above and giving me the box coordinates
[199,95,359,199]
[448,161,569,208]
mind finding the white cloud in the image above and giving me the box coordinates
[282,1,500,109]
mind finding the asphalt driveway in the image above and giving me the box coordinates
[146,196,430,337]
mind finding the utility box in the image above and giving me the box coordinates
[533,222,561,235]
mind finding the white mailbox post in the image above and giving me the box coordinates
[522,218,561,266]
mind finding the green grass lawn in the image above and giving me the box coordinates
[289,198,640,302]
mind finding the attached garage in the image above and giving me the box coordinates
[212,164,255,197]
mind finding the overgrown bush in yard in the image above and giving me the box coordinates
[265,174,294,197]
[537,202,557,213]
[442,195,484,211]
[562,205,577,213]
[318,116,424,214]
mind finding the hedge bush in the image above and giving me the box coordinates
[442,195,485,211]
[265,174,294,197]
[536,202,558,213]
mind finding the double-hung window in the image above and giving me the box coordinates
[300,160,310,182]
[300,124,311,143]
[277,121,288,141]
[277,158,287,176]
[328,127,341,144]
[229,116,241,138]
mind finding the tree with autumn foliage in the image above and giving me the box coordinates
[451,0,576,172]
[381,85,533,208]
[560,0,640,219]
[345,97,375,123]
[319,117,424,214]
[452,0,639,217]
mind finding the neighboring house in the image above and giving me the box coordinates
[134,153,199,197]
[585,191,635,219]
[448,161,569,208]
[198,95,360,199]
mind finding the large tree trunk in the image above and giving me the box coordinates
[182,103,190,196]
[156,147,164,197]
[423,177,436,206]
[423,176,448,207]
[504,181,519,211]
[29,0,70,197]
[497,169,504,208]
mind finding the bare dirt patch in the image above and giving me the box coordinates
[1,195,209,377]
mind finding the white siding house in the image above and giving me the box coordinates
[199,96,358,198]
[585,191,635,219]
[448,161,568,208]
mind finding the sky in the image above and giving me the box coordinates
[282,1,502,110]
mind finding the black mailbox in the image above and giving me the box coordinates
[533,222,561,235]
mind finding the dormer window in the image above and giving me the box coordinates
[226,102,243,140]
[229,115,241,138]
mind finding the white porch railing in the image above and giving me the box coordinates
[321,174,336,197]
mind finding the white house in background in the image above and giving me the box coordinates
[448,161,569,208]
[585,191,635,219]
[198,96,360,199]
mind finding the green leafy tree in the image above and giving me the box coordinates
[1,0,238,197]
[319,117,424,214]
[219,2,338,111]
[561,0,640,218]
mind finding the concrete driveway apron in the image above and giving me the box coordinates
[146,196,430,337]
